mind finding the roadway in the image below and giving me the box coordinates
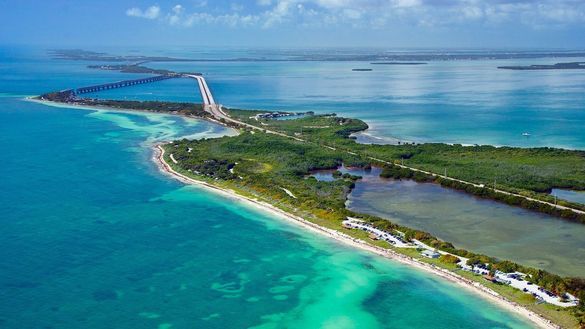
[187,74,306,140]
[188,74,585,217]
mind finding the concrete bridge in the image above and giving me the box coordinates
[72,73,222,118]
[74,75,173,95]
[185,74,215,107]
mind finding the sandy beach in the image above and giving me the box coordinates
[25,97,232,128]
[153,144,560,329]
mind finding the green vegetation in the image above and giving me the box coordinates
[71,99,207,116]
[86,64,201,76]
[227,109,368,140]
[37,94,208,117]
[439,254,460,264]
[371,143,585,193]
[227,108,585,219]
[87,64,177,75]
[170,132,366,217]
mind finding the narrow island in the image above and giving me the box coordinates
[371,62,427,65]
[50,49,200,63]
[52,48,585,63]
[498,62,585,70]
[35,69,585,329]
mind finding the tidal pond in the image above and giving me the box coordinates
[313,167,585,277]
[552,188,585,206]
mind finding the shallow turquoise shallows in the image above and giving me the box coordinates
[0,48,536,328]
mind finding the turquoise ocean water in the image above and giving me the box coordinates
[2,46,579,328]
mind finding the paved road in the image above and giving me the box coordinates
[186,74,214,106]
[191,75,585,217]
[365,155,585,215]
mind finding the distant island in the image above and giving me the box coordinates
[352,68,373,71]
[51,48,585,63]
[498,62,585,70]
[87,64,200,76]
[50,49,198,63]
[371,62,427,65]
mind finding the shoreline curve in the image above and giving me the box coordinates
[153,144,559,329]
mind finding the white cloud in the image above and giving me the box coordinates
[172,5,184,14]
[392,0,421,9]
[342,8,361,19]
[125,1,585,29]
[262,0,294,27]
[167,4,184,25]
[182,13,260,27]
[126,5,161,19]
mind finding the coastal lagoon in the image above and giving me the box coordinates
[335,168,585,277]
[0,49,537,328]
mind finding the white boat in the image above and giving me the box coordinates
[522,132,531,137]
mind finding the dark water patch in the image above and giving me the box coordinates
[309,165,379,182]
[279,275,307,284]
[92,289,118,301]
[4,281,40,289]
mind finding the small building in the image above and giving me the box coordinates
[483,274,496,283]
[421,250,440,259]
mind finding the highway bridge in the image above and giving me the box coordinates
[73,72,221,117]
[74,73,217,110]
[185,74,215,107]
[74,75,173,95]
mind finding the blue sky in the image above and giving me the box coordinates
[1,0,584,48]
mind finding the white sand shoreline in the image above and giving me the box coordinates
[25,97,233,129]
[153,144,560,329]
